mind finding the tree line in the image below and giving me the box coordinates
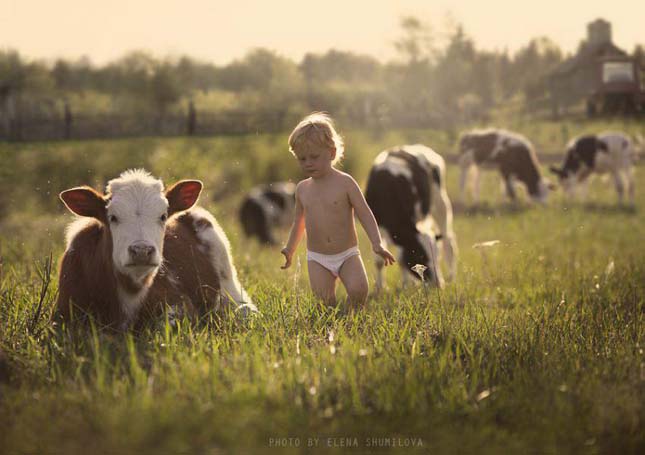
[1,18,643,140]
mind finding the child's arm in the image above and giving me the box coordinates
[281,185,305,269]
[346,176,396,265]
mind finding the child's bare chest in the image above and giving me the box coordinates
[302,187,349,214]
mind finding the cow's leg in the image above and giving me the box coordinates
[625,167,635,205]
[458,165,469,203]
[240,202,263,242]
[576,177,590,202]
[458,152,475,204]
[575,170,594,202]
[471,167,482,205]
[503,175,517,201]
[258,225,277,245]
[431,190,458,282]
[252,206,276,245]
[400,260,410,288]
[374,253,385,293]
[612,171,625,204]
[442,235,457,281]
[219,275,251,306]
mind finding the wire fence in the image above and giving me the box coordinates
[1,107,641,168]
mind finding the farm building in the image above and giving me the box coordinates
[548,19,644,116]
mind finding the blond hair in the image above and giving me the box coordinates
[288,112,344,165]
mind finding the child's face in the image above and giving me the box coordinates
[294,145,334,178]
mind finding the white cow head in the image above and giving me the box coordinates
[60,169,202,283]
[535,178,556,203]
[400,231,443,288]
[549,165,579,197]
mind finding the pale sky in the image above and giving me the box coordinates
[1,0,643,65]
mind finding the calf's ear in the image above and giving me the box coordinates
[60,187,107,219]
[166,180,203,215]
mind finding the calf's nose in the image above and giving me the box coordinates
[128,242,156,264]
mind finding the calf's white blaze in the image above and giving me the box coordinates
[106,171,168,282]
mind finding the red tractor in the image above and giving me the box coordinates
[587,56,645,115]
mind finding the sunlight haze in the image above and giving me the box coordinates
[1,0,643,64]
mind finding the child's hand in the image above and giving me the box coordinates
[373,244,396,266]
[280,247,293,269]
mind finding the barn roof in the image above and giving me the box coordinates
[551,41,628,78]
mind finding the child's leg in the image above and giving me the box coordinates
[338,255,369,308]
[307,260,337,306]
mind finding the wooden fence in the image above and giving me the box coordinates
[0,109,299,142]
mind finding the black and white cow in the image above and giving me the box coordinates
[549,132,636,204]
[365,145,457,288]
[458,129,551,204]
[238,182,295,245]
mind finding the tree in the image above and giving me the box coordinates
[150,62,183,125]
[512,37,563,103]
[299,50,381,84]
[394,16,436,64]
[216,48,304,113]
[0,50,28,93]
[431,26,478,124]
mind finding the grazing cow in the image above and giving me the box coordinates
[56,169,254,330]
[365,145,458,288]
[549,131,636,204]
[238,182,295,245]
[458,129,551,204]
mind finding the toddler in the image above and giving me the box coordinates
[281,113,395,307]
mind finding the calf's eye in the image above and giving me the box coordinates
[160,214,168,222]
[109,215,118,224]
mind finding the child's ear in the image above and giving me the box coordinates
[330,147,337,160]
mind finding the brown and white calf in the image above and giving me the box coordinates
[458,129,551,204]
[365,145,458,289]
[549,132,637,204]
[56,169,255,330]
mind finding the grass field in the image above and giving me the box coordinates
[0,119,643,453]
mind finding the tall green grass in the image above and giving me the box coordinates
[0,124,643,453]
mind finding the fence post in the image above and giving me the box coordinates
[0,87,20,141]
[187,100,196,135]
[64,101,73,139]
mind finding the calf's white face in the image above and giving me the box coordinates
[106,178,168,280]
[60,169,203,283]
